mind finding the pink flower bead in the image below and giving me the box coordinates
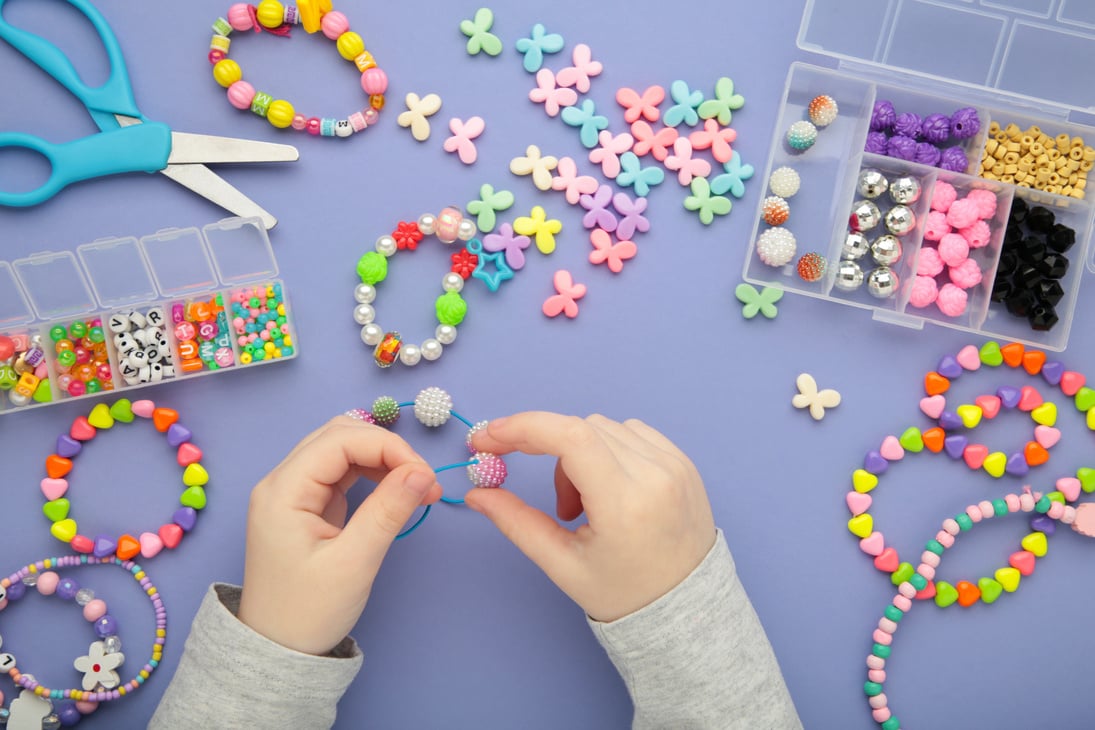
[228,3,253,31]
[921,551,941,567]
[931,181,957,212]
[36,571,59,595]
[917,247,944,276]
[960,219,992,248]
[923,211,951,241]
[83,599,107,622]
[893,595,912,612]
[868,670,887,684]
[227,81,256,110]
[966,188,998,219]
[361,68,388,96]
[949,258,982,289]
[909,275,938,308]
[946,198,979,229]
[869,694,889,710]
[867,655,886,670]
[936,282,968,317]
[321,10,350,39]
[938,233,969,266]
[873,629,892,645]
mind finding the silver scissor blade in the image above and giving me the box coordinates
[167,132,300,164]
[158,164,278,229]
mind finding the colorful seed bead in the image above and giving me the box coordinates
[231,283,293,365]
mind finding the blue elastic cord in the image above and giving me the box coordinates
[395,503,431,540]
[449,409,475,428]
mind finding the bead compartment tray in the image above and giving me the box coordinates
[0,217,296,415]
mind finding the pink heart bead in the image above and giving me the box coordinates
[1034,425,1061,449]
[919,395,946,419]
[956,345,981,370]
[1061,371,1086,396]
[846,491,872,516]
[1018,386,1043,412]
[177,443,203,467]
[132,400,156,419]
[1057,477,1081,502]
[879,435,904,461]
[40,478,69,501]
[139,532,164,559]
[974,395,1001,419]
[963,444,989,469]
[859,532,884,556]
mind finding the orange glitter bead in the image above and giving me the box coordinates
[796,252,826,282]
[762,195,789,226]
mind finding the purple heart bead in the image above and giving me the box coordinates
[1030,514,1056,535]
[56,434,82,459]
[937,355,963,379]
[1041,361,1065,386]
[1005,451,1029,476]
[944,435,968,459]
[93,536,116,558]
[173,507,198,532]
[939,411,963,431]
[998,385,1022,409]
[864,450,889,474]
[167,423,192,447]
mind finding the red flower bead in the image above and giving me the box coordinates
[451,249,478,279]
[392,221,424,251]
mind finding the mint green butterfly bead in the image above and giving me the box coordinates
[698,77,745,126]
[683,177,731,225]
[466,184,515,232]
[460,8,503,57]
[735,283,783,320]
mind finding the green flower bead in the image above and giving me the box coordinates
[356,252,388,285]
[435,291,467,327]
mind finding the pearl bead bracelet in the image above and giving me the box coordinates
[355,209,481,368]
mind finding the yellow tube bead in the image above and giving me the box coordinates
[1082,160,1094,172]
[1006,141,1021,153]
[1004,151,1020,165]
[991,162,1006,176]
[994,131,1008,143]
[210,34,230,53]
[1001,174,1015,183]
[1083,147,1095,162]
[1004,123,1021,137]
[1031,142,1044,156]
[993,143,1007,160]
[213,59,242,88]
[1046,185,1061,195]
[336,31,365,61]
[1072,136,1084,147]
[989,120,1001,133]
[1056,133,1071,148]
[1076,178,1087,190]
[1027,125,1042,136]
[985,138,999,156]
[1004,164,1018,175]
[1070,146,1084,161]
[266,99,295,128]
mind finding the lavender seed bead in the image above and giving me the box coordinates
[950,107,981,140]
[914,142,942,166]
[893,112,922,140]
[871,99,896,132]
[939,146,969,172]
[886,134,918,161]
[865,131,889,154]
[921,113,951,144]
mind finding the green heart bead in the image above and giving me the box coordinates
[32,379,52,403]
[891,562,915,586]
[978,577,1003,604]
[110,399,135,423]
[934,581,958,607]
[1075,387,1095,413]
[43,498,70,522]
[180,486,207,510]
[979,341,1003,366]
[1079,468,1095,493]
[899,427,924,453]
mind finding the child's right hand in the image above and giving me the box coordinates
[466,412,717,623]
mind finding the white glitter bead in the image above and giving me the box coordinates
[442,272,464,293]
[376,235,397,257]
[414,386,453,427]
[435,325,457,345]
[354,284,376,304]
[755,227,797,267]
[361,323,383,346]
[466,420,489,453]
[353,304,375,325]
[768,166,801,198]
[421,339,443,361]
[457,218,478,241]
[399,344,422,366]
[418,213,437,236]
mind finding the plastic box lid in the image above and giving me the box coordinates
[799,0,1095,119]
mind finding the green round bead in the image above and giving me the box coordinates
[49,325,66,342]
[909,573,927,591]
[371,396,401,427]
[956,513,973,530]
[356,252,388,285]
[925,539,944,555]
[872,643,891,659]
[85,379,102,394]
[881,717,900,730]
[1035,496,1051,513]
[864,681,883,697]
[435,291,468,327]
[884,605,903,622]
[57,350,77,368]
[993,499,1008,516]
[68,321,87,339]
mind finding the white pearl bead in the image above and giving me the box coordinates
[354,284,376,304]
[353,304,375,325]
[457,218,478,242]
[361,323,383,346]
[442,273,464,293]
[418,213,436,236]
[399,344,422,366]
[435,325,457,344]
[421,339,443,361]
[376,235,397,257]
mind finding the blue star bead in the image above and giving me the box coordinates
[473,249,515,292]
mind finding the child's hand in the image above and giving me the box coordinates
[466,412,716,623]
[238,416,441,655]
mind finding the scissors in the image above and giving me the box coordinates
[0,0,298,229]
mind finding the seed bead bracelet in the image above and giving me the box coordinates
[42,399,207,561]
[862,492,1095,729]
[346,387,507,537]
[355,209,481,368]
[210,0,389,137]
[0,556,166,726]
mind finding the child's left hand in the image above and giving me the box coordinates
[237,416,442,655]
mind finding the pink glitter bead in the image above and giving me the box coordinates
[868,669,887,683]
[946,198,979,229]
[83,599,107,622]
[227,81,255,110]
[228,3,253,31]
[924,210,950,241]
[936,283,968,317]
[931,181,957,212]
[361,68,388,96]
[966,188,998,219]
[917,247,944,277]
[938,233,969,266]
[468,452,507,488]
[321,10,350,39]
[908,275,938,308]
[949,258,982,289]
[960,219,992,248]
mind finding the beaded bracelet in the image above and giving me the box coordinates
[862,490,1091,729]
[210,1,388,138]
[42,399,206,560]
[346,387,507,537]
[0,556,165,725]
[355,209,483,368]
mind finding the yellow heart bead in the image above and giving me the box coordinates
[1031,402,1057,427]
[1087,407,1095,431]
[87,403,115,430]
[847,513,873,538]
[994,566,1021,592]
[1021,531,1048,557]
[50,518,78,543]
[852,469,879,494]
[183,464,209,487]
[982,452,1007,478]
[956,404,982,428]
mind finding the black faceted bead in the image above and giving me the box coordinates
[1037,279,1064,307]
[997,249,1019,276]
[991,278,1013,303]
[1009,196,1029,224]
[1029,302,1058,331]
[1017,236,1046,264]
[1026,206,1056,233]
[1005,289,1038,317]
[1016,265,1043,290]
[1048,224,1076,253]
[1004,225,1024,247]
[1036,253,1069,279]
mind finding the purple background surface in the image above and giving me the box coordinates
[2,0,1095,727]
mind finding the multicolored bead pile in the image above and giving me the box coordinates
[230,283,292,365]
[50,319,114,400]
[0,333,50,409]
[172,295,235,374]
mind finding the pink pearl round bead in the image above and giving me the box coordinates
[306,117,322,135]
[83,598,107,622]
[36,571,59,595]
[291,114,308,131]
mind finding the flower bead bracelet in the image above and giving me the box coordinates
[355,209,482,368]
[210,1,388,137]
[42,399,206,560]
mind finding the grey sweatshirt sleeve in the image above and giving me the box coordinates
[148,583,362,730]
[588,529,802,730]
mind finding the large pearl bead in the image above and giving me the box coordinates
[353,304,375,325]
[442,272,464,292]
[361,323,383,346]
[421,338,443,361]
[457,218,478,242]
[435,325,457,344]
[354,283,376,303]
[417,213,437,236]
[375,234,397,256]
[399,344,422,366]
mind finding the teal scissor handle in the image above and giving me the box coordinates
[0,123,172,206]
[0,0,144,131]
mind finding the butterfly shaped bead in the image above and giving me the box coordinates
[397,92,442,141]
[542,270,586,318]
[589,229,637,274]
[443,116,485,164]
[792,373,841,421]
[734,283,782,320]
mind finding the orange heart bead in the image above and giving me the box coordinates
[1022,350,1046,375]
[1001,342,1025,368]
[153,407,179,433]
[922,427,945,453]
[924,372,950,396]
[46,454,73,479]
[116,534,141,560]
[955,580,981,607]
[1024,441,1050,466]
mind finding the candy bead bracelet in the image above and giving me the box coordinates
[346,387,507,537]
[41,399,206,560]
[0,556,165,726]
[355,209,483,368]
[210,1,388,137]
